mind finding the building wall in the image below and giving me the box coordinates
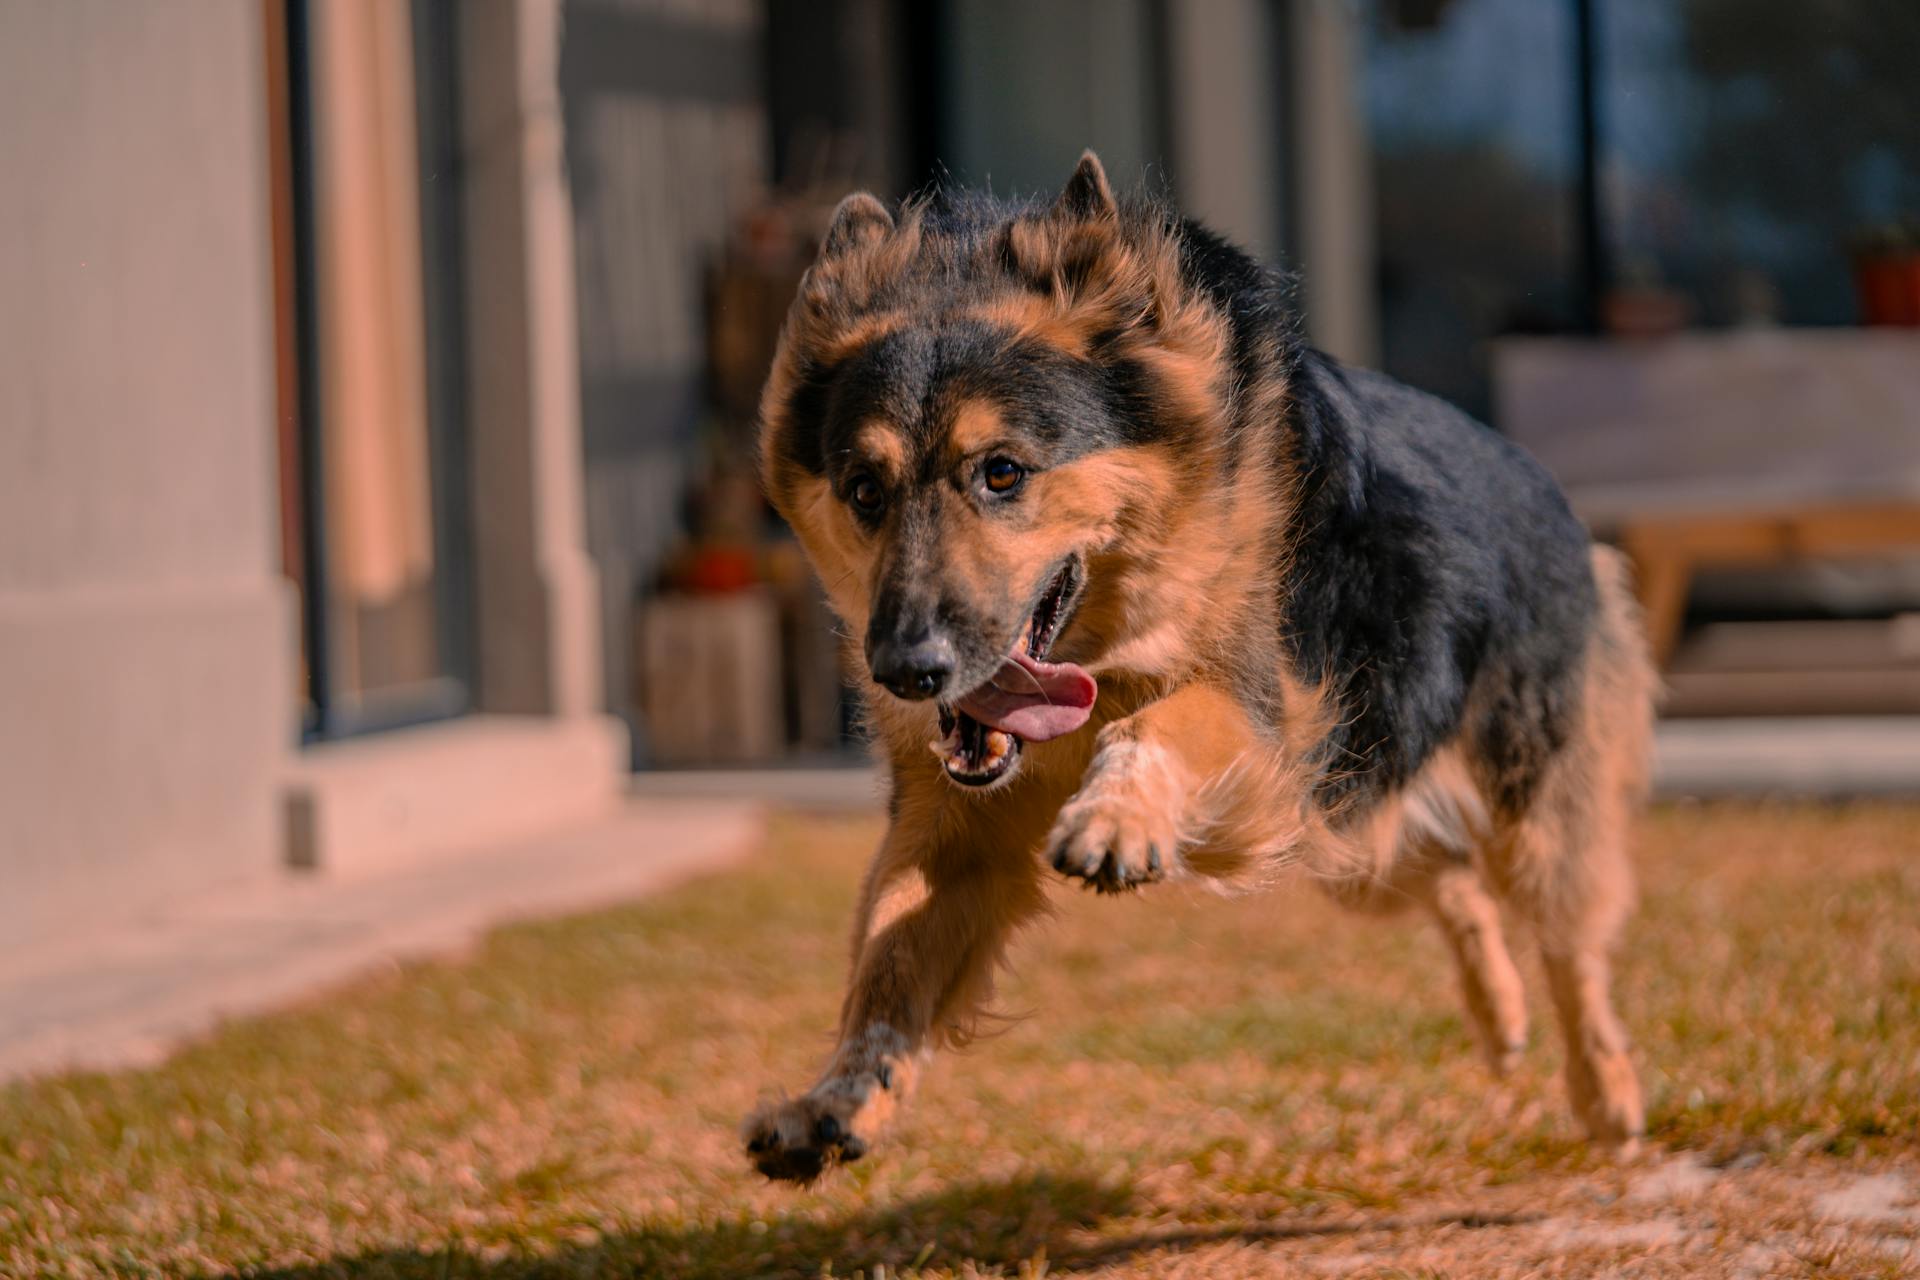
[0,0,292,940]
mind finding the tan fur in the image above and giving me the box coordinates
[853,421,911,482]
[944,399,1008,459]
[1425,863,1532,1076]
[744,160,1656,1181]
[967,291,1098,359]
[815,314,905,368]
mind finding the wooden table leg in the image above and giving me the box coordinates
[1621,538,1691,670]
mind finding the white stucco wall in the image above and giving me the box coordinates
[0,0,293,942]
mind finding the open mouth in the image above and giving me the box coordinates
[931,558,1096,787]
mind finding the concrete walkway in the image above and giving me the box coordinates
[1653,716,1920,798]
[0,798,763,1083]
[629,762,884,810]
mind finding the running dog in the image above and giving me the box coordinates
[744,152,1655,1183]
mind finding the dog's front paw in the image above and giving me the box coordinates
[1044,739,1185,894]
[741,1072,891,1184]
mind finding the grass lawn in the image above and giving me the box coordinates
[3,802,1917,1278]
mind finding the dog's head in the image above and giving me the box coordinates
[759,153,1238,787]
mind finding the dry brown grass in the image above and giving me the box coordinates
[2,802,1917,1278]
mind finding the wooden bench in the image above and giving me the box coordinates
[1495,331,1920,675]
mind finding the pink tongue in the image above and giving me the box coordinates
[954,650,1098,742]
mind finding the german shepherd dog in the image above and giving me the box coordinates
[745,153,1655,1183]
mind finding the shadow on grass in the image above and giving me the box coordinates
[202,1171,1540,1279]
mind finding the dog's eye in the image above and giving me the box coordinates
[848,474,884,516]
[983,457,1025,494]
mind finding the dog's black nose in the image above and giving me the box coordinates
[869,634,955,700]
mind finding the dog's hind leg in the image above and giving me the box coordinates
[1493,770,1644,1149]
[1321,844,1529,1078]
[1419,862,1529,1077]
[1539,925,1641,1150]
[1489,548,1654,1150]
[1328,749,1528,1077]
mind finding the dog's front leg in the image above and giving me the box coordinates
[743,828,1043,1183]
[1045,681,1266,892]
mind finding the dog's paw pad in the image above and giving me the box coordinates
[1046,795,1176,893]
[741,1084,882,1184]
[1047,837,1160,893]
[1044,738,1185,893]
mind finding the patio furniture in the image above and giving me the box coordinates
[1494,330,1920,700]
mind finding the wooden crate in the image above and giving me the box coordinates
[638,590,783,766]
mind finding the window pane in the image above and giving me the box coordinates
[942,0,1166,195]
[307,0,465,726]
[1601,0,1920,327]
[1362,0,1580,419]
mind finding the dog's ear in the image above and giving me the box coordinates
[1054,150,1117,222]
[821,192,895,258]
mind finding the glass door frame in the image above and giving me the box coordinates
[280,0,477,742]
